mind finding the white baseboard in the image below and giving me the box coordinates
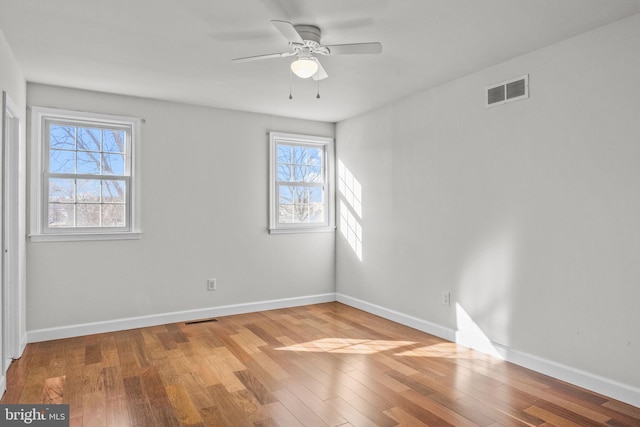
[19,333,27,357]
[27,293,336,343]
[336,293,456,342]
[493,342,640,408]
[336,293,640,408]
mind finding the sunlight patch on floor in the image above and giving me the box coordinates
[394,342,475,359]
[276,338,415,354]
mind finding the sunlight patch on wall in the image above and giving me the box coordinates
[457,225,517,348]
[338,160,362,217]
[455,303,504,359]
[338,160,363,260]
[340,201,363,260]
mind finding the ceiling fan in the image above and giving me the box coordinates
[232,20,382,81]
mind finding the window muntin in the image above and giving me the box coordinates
[269,132,334,233]
[30,107,141,241]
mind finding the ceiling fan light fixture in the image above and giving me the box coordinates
[290,58,318,78]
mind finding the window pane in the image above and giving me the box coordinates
[50,125,75,149]
[103,153,125,176]
[102,180,126,203]
[309,187,323,203]
[309,204,324,222]
[279,185,293,204]
[293,186,309,203]
[49,178,75,202]
[50,149,76,173]
[77,179,101,203]
[102,204,125,227]
[293,166,307,182]
[77,127,101,151]
[77,151,101,174]
[279,204,294,223]
[293,146,307,164]
[103,130,125,153]
[277,164,291,182]
[277,145,291,163]
[77,204,101,227]
[294,204,309,222]
[49,204,75,227]
[308,148,322,166]
[308,166,323,183]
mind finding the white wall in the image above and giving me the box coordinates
[0,27,27,386]
[26,84,335,332]
[336,13,640,403]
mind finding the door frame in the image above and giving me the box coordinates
[2,90,21,377]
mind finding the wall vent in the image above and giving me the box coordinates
[185,318,219,325]
[486,74,528,108]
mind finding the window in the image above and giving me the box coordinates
[30,107,141,241]
[269,132,335,234]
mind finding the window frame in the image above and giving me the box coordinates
[29,106,142,242]
[269,131,335,234]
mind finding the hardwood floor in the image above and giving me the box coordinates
[2,302,639,426]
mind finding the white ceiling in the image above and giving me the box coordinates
[1,0,640,122]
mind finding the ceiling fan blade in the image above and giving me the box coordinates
[271,20,304,43]
[232,51,295,63]
[325,42,382,55]
[312,60,328,81]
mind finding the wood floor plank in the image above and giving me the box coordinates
[85,344,103,365]
[234,370,277,405]
[105,396,131,427]
[83,391,107,427]
[140,366,172,408]
[177,373,216,410]
[524,405,584,427]
[398,388,479,427]
[263,401,305,427]
[83,363,105,394]
[383,406,430,427]
[603,398,640,419]
[165,383,203,426]
[347,365,411,396]
[18,366,48,403]
[41,375,65,404]
[102,366,126,400]
[283,379,348,426]
[272,388,328,427]
[231,388,272,424]
[324,396,393,427]
[205,383,254,427]
[1,302,638,427]
[122,375,157,427]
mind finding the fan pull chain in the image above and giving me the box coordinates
[289,69,293,100]
[316,78,321,99]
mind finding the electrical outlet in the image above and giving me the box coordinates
[207,278,216,291]
[442,291,450,306]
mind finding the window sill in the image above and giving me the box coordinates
[269,226,335,235]
[29,232,142,242]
